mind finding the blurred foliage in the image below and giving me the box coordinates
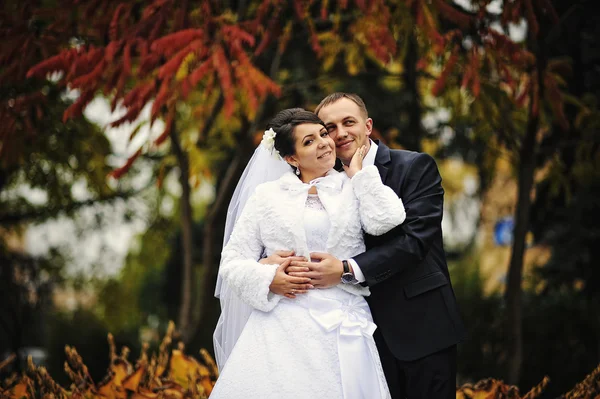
[97,216,177,335]
[0,246,62,370]
[0,85,113,226]
[1,322,218,399]
[452,251,600,397]
[1,323,600,399]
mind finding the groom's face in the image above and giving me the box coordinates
[317,98,373,165]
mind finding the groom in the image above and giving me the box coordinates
[281,93,465,398]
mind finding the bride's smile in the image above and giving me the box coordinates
[317,150,333,159]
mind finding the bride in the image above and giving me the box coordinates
[211,108,406,398]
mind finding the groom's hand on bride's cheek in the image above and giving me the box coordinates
[288,252,343,288]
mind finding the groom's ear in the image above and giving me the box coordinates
[365,118,373,136]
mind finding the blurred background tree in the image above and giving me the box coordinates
[1,0,598,397]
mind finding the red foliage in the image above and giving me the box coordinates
[524,0,540,37]
[109,147,143,179]
[432,46,459,96]
[213,46,235,117]
[416,57,429,71]
[255,0,273,25]
[222,25,256,48]
[499,62,517,93]
[255,30,273,57]
[63,90,96,123]
[14,0,563,178]
[363,3,397,60]
[123,82,156,110]
[138,53,162,76]
[544,73,569,131]
[109,107,142,128]
[354,0,368,12]
[182,60,212,99]
[67,47,104,82]
[123,42,132,76]
[70,59,106,90]
[292,0,305,19]
[516,77,532,107]
[434,0,475,30]
[154,108,175,146]
[151,29,205,57]
[469,49,481,97]
[157,41,197,81]
[105,40,124,62]
[26,49,80,80]
[415,1,445,50]
[501,0,522,25]
[110,3,131,41]
[151,80,172,124]
[321,0,329,19]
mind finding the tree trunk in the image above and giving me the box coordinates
[187,145,250,341]
[403,30,423,152]
[184,52,283,341]
[505,123,536,385]
[170,125,195,340]
[505,66,543,385]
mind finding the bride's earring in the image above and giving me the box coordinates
[295,167,300,176]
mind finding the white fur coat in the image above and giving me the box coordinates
[219,165,406,312]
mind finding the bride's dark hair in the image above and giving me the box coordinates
[267,108,326,158]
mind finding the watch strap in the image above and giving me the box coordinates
[342,260,350,274]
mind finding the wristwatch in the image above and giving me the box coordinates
[341,260,359,285]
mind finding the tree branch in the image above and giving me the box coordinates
[195,92,224,148]
[170,123,195,343]
[0,186,151,226]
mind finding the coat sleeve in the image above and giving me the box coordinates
[353,153,444,286]
[351,165,406,236]
[219,190,282,312]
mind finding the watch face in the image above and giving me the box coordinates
[341,273,355,284]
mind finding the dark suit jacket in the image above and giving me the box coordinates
[355,141,466,362]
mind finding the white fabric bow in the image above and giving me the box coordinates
[279,170,343,194]
[308,295,377,337]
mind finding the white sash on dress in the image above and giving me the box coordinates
[296,292,391,399]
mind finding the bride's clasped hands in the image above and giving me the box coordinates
[267,257,313,299]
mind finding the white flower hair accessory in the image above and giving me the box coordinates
[261,128,281,159]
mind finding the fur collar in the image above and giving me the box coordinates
[278,169,344,193]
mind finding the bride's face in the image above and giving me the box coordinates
[285,123,336,179]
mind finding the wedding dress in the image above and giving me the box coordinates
[210,166,405,399]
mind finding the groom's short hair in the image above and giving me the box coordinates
[315,93,368,119]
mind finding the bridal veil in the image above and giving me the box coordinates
[213,144,290,370]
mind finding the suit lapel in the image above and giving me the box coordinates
[374,140,391,184]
